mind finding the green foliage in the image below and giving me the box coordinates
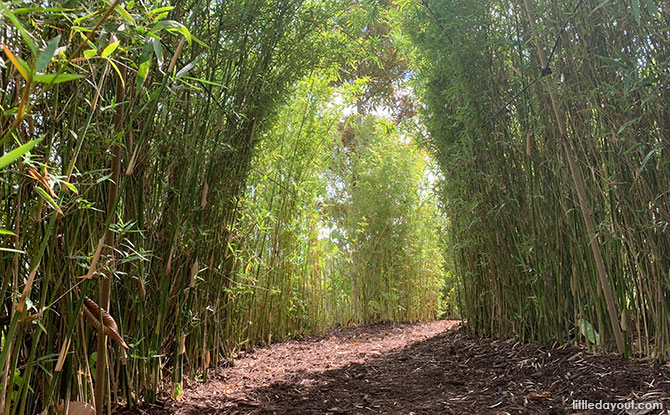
[0,0,361,412]
[331,116,446,323]
[401,0,670,356]
[227,74,342,342]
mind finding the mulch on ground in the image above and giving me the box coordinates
[125,320,670,414]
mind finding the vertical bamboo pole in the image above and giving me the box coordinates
[522,0,625,354]
[95,63,125,415]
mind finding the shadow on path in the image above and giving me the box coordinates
[139,321,670,415]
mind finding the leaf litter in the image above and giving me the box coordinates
[122,320,670,414]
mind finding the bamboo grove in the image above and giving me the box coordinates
[2,0,670,412]
[0,0,447,413]
[401,0,670,357]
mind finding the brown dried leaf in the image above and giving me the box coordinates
[525,391,551,399]
[28,168,58,199]
[81,296,129,349]
[57,401,95,415]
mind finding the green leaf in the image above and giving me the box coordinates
[632,0,641,23]
[596,55,631,70]
[0,228,16,236]
[136,39,153,89]
[149,6,174,17]
[83,49,97,59]
[617,116,641,135]
[578,319,600,345]
[176,59,198,78]
[639,145,660,174]
[137,61,150,87]
[109,60,125,88]
[13,7,75,14]
[153,12,169,21]
[63,182,78,194]
[114,4,136,25]
[0,139,39,170]
[33,73,84,84]
[89,352,97,380]
[151,37,163,67]
[151,20,191,44]
[173,382,183,399]
[139,38,153,64]
[34,186,62,215]
[641,81,662,105]
[101,40,120,58]
[36,35,61,72]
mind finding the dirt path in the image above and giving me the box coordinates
[130,320,670,414]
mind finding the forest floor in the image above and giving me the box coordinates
[126,320,670,415]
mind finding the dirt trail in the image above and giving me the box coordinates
[129,320,670,414]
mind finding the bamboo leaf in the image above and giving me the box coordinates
[34,187,64,216]
[578,319,600,345]
[12,7,75,14]
[2,43,31,81]
[638,145,659,175]
[136,38,153,89]
[151,20,191,44]
[36,35,61,71]
[641,81,663,105]
[100,40,120,58]
[176,59,198,78]
[631,0,641,23]
[149,6,174,16]
[589,0,610,15]
[108,60,125,88]
[28,168,58,198]
[0,139,39,170]
[32,73,84,84]
[63,181,79,194]
[151,37,163,67]
[0,229,16,236]
[114,4,136,25]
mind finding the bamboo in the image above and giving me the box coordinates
[521,0,625,355]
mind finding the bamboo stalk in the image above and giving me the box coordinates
[521,0,625,355]
[95,65,125,415]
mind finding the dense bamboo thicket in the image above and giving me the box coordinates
[402,0,670,357]
[332,116,445,323]
[231,75,447,336]
[0,1,447,413]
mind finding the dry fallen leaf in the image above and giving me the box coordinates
[81,296,129,349]
[525,391,551,399]
[57,401,95,415]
